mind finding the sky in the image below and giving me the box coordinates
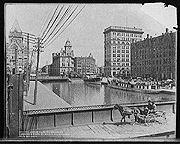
[5,3,177,68]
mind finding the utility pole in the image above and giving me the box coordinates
[33,37,40,105]
[26,33,30,87]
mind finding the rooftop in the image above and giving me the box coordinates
[104,26,143,33]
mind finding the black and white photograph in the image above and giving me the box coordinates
[4,2,178,141]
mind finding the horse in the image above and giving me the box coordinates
[113,104,134,123]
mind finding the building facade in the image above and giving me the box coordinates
[6,20,28,74]
[74,53,96,76]
[50,40,74,76]
[131,28,176,80]
[103,26,144,77]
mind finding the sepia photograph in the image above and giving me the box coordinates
[4,2,178,141]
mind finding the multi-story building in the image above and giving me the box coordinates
[103,26,144,77]
[50,39,74,76]
[6,20,28,74]
[131,28,176,80]
[74,53,96,76]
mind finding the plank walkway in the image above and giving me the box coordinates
[20,114,176,140]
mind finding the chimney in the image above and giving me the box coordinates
[166,28,168,33]
[147,34,149,38]
[150,36,152,39]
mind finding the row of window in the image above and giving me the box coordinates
[105,39,139,45]
[112,63,130,66]
[132,58,173,66]
[110,32,142,38]
[133,66,174,73]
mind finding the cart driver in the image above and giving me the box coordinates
[147,100,157,114]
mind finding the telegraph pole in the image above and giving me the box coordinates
[26,33,30,87]
[33,37,40,105]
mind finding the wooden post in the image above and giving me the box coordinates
[110,109,113,121]
[172,103,175,114]
[71,113,74,125]
[92,111,94,123]
[54,114,56,127]
[8,74,23,137]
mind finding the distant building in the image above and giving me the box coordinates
[74,53,96,76]
[40,64,51,76]
[103,26,144,77]
[131,28,176,80]
[6,20,28,74]
[50,39,74,76]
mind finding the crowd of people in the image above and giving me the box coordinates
[107,76,175,89]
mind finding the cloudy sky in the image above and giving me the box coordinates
[5,3,177,68]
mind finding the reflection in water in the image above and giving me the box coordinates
[42,79,175,107]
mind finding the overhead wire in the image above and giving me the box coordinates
[41,5,65,41]
[37,7,53,37]
[44,5,86,48]
[40,5,59,40]
[43,5,79,47]
[42,4,73,44]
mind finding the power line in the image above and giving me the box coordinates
[38,8,53,37]
[40,5,59,40]
[43,5,79,47]
[44,5,86,48]
[41,5,65,41]
[42,4,73,44]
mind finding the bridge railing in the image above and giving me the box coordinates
[22,101,176,131]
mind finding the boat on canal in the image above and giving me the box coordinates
[101,77,108,85]
[106,79,163,94]
[83,75,102,85]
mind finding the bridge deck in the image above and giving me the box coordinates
[20,114,175,139]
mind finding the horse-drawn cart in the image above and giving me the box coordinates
[113,104,167,126]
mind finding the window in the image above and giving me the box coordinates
[122,58,125,62]
[126,59,129,62]
[126,63,129,66]
[126,50,129,53]
[126,55,129,57]
[113,54,116,57]
[117,54,120,57]
[117,50,120,53]
[122,50,125,53]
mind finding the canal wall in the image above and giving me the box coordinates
[24,81,71,111]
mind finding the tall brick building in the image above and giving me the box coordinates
[131,28,176,80]
[74,53,96,76]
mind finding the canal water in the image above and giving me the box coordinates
[42,79,176,107]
